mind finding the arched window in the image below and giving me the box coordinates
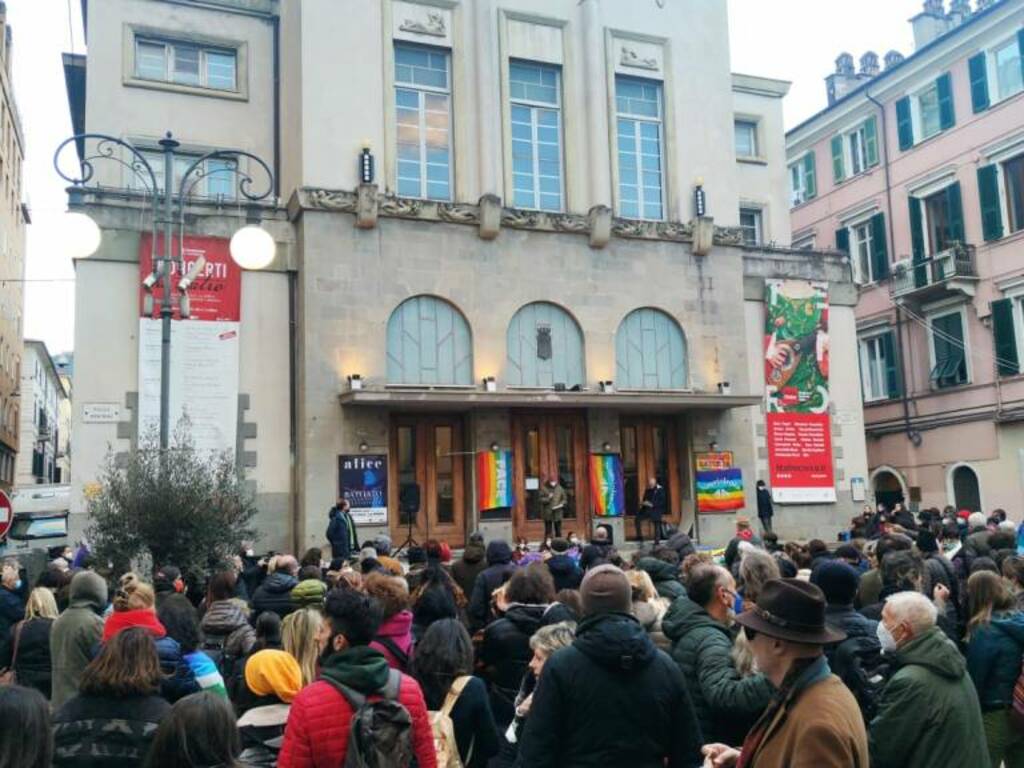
[386,296,473,385]
[871,468,905,511]
[615,308,687,389]
[506,302,585,387]
[952,464,981,512]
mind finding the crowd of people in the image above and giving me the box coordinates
[0,498,1021,766]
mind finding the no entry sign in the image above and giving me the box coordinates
[0,490,12,540]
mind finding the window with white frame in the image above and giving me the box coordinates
[127,150,237,200]
[395,44,452,201]
[848,125,868,176]
[616,76,665,220]
[929,309,969,388]
[792,233,815,250]
[852,220,873,283]
[788,153,816,206]
[739,207,763,245]
[858,330,897,401]
[924,188,955,253]
[734,120,758,159]
[510,61,563,212]
[134,37,237,91]
[1005,154,1024,233]
[994,37,1024,102]
[916,82,942,141]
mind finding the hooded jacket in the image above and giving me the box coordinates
[966,610,1024,710]
[451,542,488,598]
[869,626,989,768]
[200,598,256,658]
[662,594,773,745]
[369,609,415,670]
[50,572,108,709]
[251,571,299,620]
[635,558,686,601]
[277,646,436,768]
[545,553,583,592]
[468,541,516,629]
[518,612,702,767]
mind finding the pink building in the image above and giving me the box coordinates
[787,0,1024,514]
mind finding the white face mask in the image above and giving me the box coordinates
[877,621,898,653]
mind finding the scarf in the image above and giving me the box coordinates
[319,645,391,695]
[102,608,166,642]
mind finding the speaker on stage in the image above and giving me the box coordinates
[396,482,421,555]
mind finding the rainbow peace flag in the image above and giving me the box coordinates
[476,450,513,510]
[590,454,624,517]
[696,468,745,513]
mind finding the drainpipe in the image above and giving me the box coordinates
[866,90,921,447]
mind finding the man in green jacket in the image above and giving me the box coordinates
[869,591,989,768]
[663,563,774,746]
[50,570,108,709]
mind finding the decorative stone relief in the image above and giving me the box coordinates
[437,203,479,224]
[550,213,589,233]
[612,218,650,238]
[501,209,541,229]
[620,46,659,71]
[399,10,446,37]
[307,189,357,212]
[715,226,745,246]
[657,221,693,241]
[380,195,423,218]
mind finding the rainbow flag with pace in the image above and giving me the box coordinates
[696,468,745,513]
[476,450,513,509]
[589,454,624,517]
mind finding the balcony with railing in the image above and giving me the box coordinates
[890,243,977,302]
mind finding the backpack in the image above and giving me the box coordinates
[375,637,413,672]
[325,668,413,768]
[831,634,893,722]
[429,676,472,768]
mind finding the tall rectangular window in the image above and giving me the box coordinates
[924,189,952,253]
[739,207,762,245]
[734,120,757,159]
[1005,154,1024,233]
[127,150,236,200]
[616,76,664,220]
[853,221,873,283]
[917,83,942,141]
[509,61,563,211]
[395,44,452,201]
[930,310,968,388]
[995,38,1024,101]
[134,38,237,91]
[848,126,867,176]
[859,332,893,401]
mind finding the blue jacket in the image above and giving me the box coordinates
[967,611,1024,710]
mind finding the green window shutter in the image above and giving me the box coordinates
[992,298,1020,376]
[864,117,879,167]
[836,227,850,254]
[946,181,964,243]
[978,164,1004,241]
[937,73,956,130]
[803,153,817,199]
[910,197,926,287]
[968,52,990,113]
[896,97,913,150]
[831,135,845,183]
[870,212,889,279]
[881,331,901,397]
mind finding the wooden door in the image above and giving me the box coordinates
[620,416,681,540]
[389,415,466,547]
[511,411,589,542]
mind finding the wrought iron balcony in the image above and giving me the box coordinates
[890,243,977,302]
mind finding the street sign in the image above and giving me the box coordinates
[0,490,12,540]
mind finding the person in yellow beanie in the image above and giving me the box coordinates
[237,649,303,766]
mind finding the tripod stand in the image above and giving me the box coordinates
[393,503,420,557]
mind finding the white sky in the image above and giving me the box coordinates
[11,0,923,355]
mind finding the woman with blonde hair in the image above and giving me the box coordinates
[282,607,323,687]
[627,569,670,651]
[732,549,780,676]
[0,587,58,697]
[965,570,1024,768]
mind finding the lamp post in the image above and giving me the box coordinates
[54,131,275,451]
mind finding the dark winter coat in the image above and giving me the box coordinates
[641,484,667,521]
[545,553,583,592]
[421,675,500,768]
[468,541,516,630]
[1,617,53,698]
[451,542,488,598]
[251,572,299,621]
[0,585,24,658]
[963,528,992,565]
[662,594,774,746]
[967,610,1024,710]
[869,626,988,768]
[635,557,686,601]
[518,612,703,768]
[53,692,170,767]
[238,702,291,767]
[756,486,773,520]
[823,604,877,667]
[50,572,107,709]
[326,505,358,561]
[480,602,575,727]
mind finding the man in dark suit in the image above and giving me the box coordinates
[640,477,668,545]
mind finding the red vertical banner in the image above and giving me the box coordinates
[138,233,240,322]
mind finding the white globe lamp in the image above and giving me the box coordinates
[229,225,276,270]
[62,211,102,259]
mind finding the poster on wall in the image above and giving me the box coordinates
[476,450,514,511]
[589,453,625,517]
[696,467,745,513]
[764,280,836,503]
[339,454,388,525]
[695,451,734,472]
[136,235,241,455]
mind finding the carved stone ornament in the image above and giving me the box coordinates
[501,208,541,229]
[307,189,357,212]
[380,195,423,218]
[620,46,659,71]
[437,203,479,224]
[399,10,446,37]
[550,213,589,233]
[612,218,650,238]
[657,221,693,241]
[714,226,745,246]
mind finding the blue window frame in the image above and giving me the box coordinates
[616,76,665,220]
[395,44,452,201]
[509,61,563,212]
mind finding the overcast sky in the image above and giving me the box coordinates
[10,0,923,355]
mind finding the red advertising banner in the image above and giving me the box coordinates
[138,234,240,322]
[766,412,835,498]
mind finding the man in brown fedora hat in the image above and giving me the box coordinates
[702,578,868,768]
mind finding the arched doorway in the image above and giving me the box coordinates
[872,468,904,511]
[951,464,982,512]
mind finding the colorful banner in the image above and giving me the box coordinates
[696,451,734,472]
[696,467,745,513]
[764,280,836,503]
[589,454,625,518]
[476,450,514,510]
[339,455,388,525]
[138,233,241,322]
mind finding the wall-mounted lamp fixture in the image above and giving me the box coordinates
[602,441,613,452]
[483,376,497,392]
[359,140,375,184]
[599,380,614,393]
[348,374,363,391]
[709,440,719,452]
[717,381,731,395]
[694,177,707,217]
[359,441,369,452]
[489,442,500,452]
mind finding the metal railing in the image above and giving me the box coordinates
[891,243,976,299]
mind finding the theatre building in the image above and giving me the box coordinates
[66,0,868,551]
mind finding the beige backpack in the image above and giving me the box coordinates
[429,675,473,768]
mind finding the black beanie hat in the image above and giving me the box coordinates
[810,560,860,606]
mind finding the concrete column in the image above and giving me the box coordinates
[582,0,612,207]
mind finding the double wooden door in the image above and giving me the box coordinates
[620,416,681,539]
[511,412,589,542]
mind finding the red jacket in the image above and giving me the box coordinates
[278,673,436,768]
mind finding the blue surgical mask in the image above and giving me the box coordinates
[13,579,21,591]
